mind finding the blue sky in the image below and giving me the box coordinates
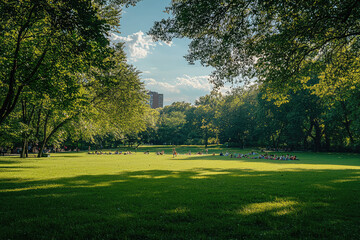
[111,0,229,105]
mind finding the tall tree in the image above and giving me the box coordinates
[149,0,360,101]
[0,0,124,125]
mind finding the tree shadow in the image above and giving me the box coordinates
[1,168,359,239]
[0,160,23,165]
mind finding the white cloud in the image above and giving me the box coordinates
[110,31,173,62]
[111,31,155,61]
[143,75,231,94]
[143,75,231,104]
[143,76,212,93]
[158,41,173,47]
[176,75,212,91]
[143,78,180,93]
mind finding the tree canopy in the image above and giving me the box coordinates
[0,0,151,156]
[149,0,360,101]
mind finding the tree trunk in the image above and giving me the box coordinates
[37,111,50,157]
[25,141,29,157]
[21,138,27,158]
[38,115,74,157]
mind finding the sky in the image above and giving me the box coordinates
[111,0,230,106]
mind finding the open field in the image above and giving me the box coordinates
[1,146,360,239]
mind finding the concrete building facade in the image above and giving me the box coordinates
[148,91,164,109]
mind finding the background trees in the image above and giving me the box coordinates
[144,0,360,152]
[141,84,359,152]
[2,0,359,153]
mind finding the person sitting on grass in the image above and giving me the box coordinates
[220,152,224,156]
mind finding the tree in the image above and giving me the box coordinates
[218,87,258,148]
[34,43,149,157]
[149,0,360,101]
[156,111,187,145]
[0,0,119,125]
[193,92,221,148]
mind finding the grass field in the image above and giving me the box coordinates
[1,145,360,239]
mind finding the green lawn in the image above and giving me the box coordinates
[1,146,360,239]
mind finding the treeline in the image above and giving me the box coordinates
[2,0,360,154]
[138,83,360,152]
[0,0,149,157]
[147,0,360,152]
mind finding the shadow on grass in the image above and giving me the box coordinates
[0,160,23,164]
[1,169,359,239]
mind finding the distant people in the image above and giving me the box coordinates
[220,152,224,156]
[205,148,208,154]
[172,148,177,158]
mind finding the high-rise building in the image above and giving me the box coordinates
[148,91,164,109]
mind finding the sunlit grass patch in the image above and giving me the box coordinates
[237,199,300,216]
[0,146,360,239]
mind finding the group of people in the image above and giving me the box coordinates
[144,148,210,157]
[88,149,299,161]
[156,151,165,155]
[89,150,133,155]
[258,154,298,160]
[219,151,298,160]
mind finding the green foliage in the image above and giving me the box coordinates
[0,0,151,156]
[149,0,360,102]
[145,84,360,151]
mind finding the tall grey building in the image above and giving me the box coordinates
[148,91,164,109]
